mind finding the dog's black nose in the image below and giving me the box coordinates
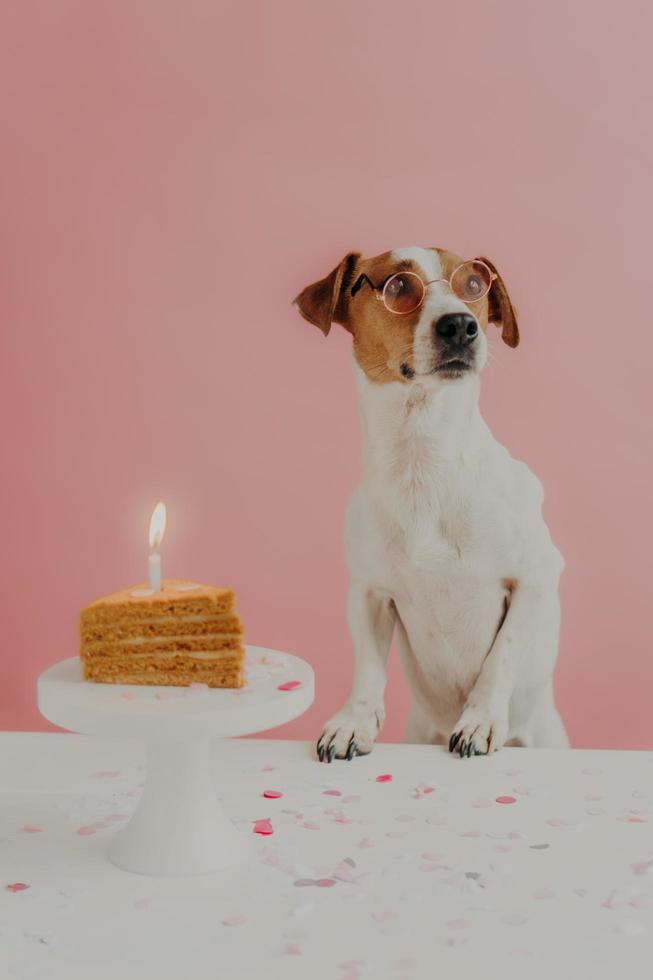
[435,313,478,345]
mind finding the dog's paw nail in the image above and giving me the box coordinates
[449,733,461,753]
[317,740,325,762]
[346,737,356,761]
[327,745,336,764]
[458,738,467,757]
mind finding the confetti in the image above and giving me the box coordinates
[322,789,342,797]
[632,858,653,875]
[222,915,248,926]
[315,878,336,888]
[263,790,283,799]
[376,774,393,782]
[496,795,516,805]
[278,681,302,691]
[5,883,30,893]
[21,826,42,834]
[76,825,98,836]
[253,819,273,835]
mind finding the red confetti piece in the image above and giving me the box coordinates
[496,795,516,804]
[322,789,342,797]
[5,883,30,893]
[253,819,273,835]
[315,878,336,887]
[376,774,393,783]
[262,790,283,799]
[22,826,42,834]
[278,680,301,691]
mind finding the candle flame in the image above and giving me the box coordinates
[148,502,167,550]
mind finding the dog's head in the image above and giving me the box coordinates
[292,246,518,385]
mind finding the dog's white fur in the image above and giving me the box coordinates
[317,247,569,758]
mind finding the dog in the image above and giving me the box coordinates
[293,246,569,761]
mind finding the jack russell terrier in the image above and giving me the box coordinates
[293,246,569,761]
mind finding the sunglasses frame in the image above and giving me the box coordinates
[351,260,497,316]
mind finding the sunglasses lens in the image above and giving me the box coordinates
[383,272,424,314]
[451,261,493,303]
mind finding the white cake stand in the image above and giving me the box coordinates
[37,647,314,877]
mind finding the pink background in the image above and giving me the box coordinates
[2,2,652,748]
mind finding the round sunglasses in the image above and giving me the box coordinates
[350,260,496,315]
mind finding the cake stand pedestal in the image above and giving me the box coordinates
[37,647,314,877]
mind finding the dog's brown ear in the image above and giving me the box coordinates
[476,256,519,348]
[292,252,360,336]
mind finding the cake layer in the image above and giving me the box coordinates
[83,655,244,688]
[81,613,243,643]
[81,580,235,628]
[82,634,244,658]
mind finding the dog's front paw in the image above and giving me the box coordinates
[449,702,509,758]
[316,705,383,763]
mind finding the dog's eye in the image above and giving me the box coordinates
[451,262,493,303]
[382,272,424,314]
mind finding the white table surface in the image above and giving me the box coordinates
[0,734,651,980]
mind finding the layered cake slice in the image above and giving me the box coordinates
[80,579,245,687]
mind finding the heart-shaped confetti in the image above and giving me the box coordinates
[376,774,393,782]
[253,819,273,835]
[5,883,30,893]
[315,878,336,887]
[278,680,302,691]
[22,826,42,834]
[323,789,342,797]
[496,795,516,805]
[263,790,283,799]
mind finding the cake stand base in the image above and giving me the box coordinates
[37,649,314,877]
[108,737,250,876]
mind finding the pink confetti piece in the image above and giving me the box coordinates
[533,887,556,900]
[120,690,137,701]
[446,918,470,929]
[263,790,283,799]
[631,894,653,910]
[278,680,301,691]
[357,838,374,849]
[602,890,623,910]
[90,771,120,779]
[618,814,650,823]
[376,773,393,782]
[496,795,516,805]
[322,789,342,797]
[315,878,336,887]
[222,915,248,926]
[21,826,43,834]
[5,883,30,893]
[76,825,98,836]
[372,909,398,923]
[632,858,653,875]
[187,684,210,700]
[253,819,273,835]
[281,942,302,955]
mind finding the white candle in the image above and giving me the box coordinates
[147,502,167,593]
[148,552,162,591]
